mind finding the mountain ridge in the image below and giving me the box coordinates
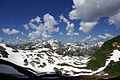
[0,36,120,79]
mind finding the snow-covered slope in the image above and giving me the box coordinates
[0,38,120,78]
[0,42,90,76]
[92,49,120,74]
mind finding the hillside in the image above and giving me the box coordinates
[0,37,120,79]
[0,41,91,77]
[87,35,120,78]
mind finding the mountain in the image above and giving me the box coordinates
[0,39,102,77]
[87,35,120,78]
[17,39,101,57]
[1,37,120,79]
[0,41,91,77]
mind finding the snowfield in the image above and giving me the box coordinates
[0,43,90,76]
[0,42,120,76]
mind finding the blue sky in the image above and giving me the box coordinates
[0,0,120,44]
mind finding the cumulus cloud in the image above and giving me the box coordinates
[59,15,70,24]
[31,16,41,24]
[28,26,46,40]
[69,0,120,33]
[2,28,20,35]
[60,15,78,36]
[60,15,72,35]
[28,13,59,40]
[79,22,97,33]
[70,0,120,22]
[29,22,41,30]
[29,31,41,40]
[66,23,74,36]
[29,31,51,40]
[109,12,120,27]
[69,9,78,20]
[23,24,29,30]
[44,13,59,33]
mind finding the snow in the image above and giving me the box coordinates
[104,73,108,76]
[92,49,120,74]
[0,43,96,76]
[0,42,120,76]
[54,49,120,76]
[110,50,120,62]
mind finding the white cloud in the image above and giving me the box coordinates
[73,32,79,35]
[86,35,92,40]
[23,24,29,30]
[69,9,78,20]
[29,22,41,30]
[21,32,24,35]
[0,37,3,42]
[82,35,98,42]
[70,0,120,22]
[79,22,97,33]
[29,30,51,40]
[66,33,71,36]
[28,31,40,40]
[59,15,70,24]
[82,35,92,42]
[89,37,98,42]
[109,12,120,27]
[66,23,74,36]
[82,33,114,42]
[69,0,120,32]
[42,31,51,38]
[60,15,78,36]
[31,16,41,24]
[7,36,28,45]
[44,13,59,33]
[28,24,44,40]
[28,27,45,40]
[2,28,20,35]
[98,33,113,40]
[16,36,19,40]
[59,32,63,35]
[28,13,59,40]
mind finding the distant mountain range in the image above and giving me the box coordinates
[17,39,103,56]
[0,36,120,80]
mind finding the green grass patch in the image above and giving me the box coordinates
[86,35,120,70]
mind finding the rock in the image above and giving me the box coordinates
[24,59,28,66]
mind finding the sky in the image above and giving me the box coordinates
[0,0,120,44]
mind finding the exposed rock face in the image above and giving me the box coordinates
[0,46,9,58]
[112,42,120,50]
[24,59,28,66]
